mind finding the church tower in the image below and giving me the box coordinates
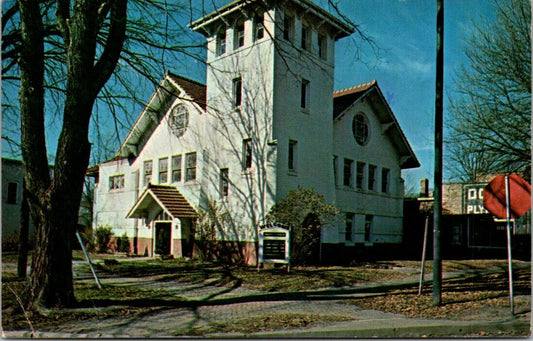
[190,0,354,223]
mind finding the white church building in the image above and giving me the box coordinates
[90,0,419,264]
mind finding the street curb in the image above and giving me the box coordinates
[209,319,531,338]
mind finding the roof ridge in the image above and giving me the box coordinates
[333,80,376,96]
[166,71,205,87]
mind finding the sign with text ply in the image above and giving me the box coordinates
[464,184,489,214]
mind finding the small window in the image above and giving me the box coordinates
[254,14,264,41]
[368,164,377,191]
[283,14,293,41]
[343,158,353,187]
[318,34,327,60]
[301,25,311,50]
[172,155,182,183]
[143,160,153,186]
[233,77,242,108]
[217,29,227,56]
[353,113,370,146]
[301,78,309,109]
[185,152,197,181]
[243,138,253,170]
[381,168,390,193]
[220,168,229,197]
[109,175,125,191]
[364,215,373,242]
[159,157,168,183]
[356,161,366,189]
[345,212,354,242]
[234,19,245,49]
[7,182,18,204]
[288,139,297,172]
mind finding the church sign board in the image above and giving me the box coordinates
[258,225,290,267]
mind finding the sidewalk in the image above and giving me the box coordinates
[3,262,531,338]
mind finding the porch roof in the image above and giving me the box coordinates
[126,184,198,219]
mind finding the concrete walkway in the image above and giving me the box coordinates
[3,261,531,338]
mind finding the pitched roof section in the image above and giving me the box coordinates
[333,80,376,119]
[127,184,198,219]
[333,80,420,170]
[167,72,207,110]
[117,72,206,158]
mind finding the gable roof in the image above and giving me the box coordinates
[126,183,198,219]
[333,81,420,169]
[117,72,206,158]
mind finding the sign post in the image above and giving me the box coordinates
[483,174,531,314]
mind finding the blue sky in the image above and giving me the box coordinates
[188,0,497,189]
[3,0,497,190]
[319,0,495,189]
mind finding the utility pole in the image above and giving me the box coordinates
[433,0,444,307]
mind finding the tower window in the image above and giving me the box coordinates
[318,34,327,60]
[368,164,377,191]
[382,168,390,193]
[233,77,242,108]
[301,78,310,109]
[283,14,293,41]
[217,29,226,56]
[220,168,229,197]
[254,14,264,41]
[172,154,182,182]
[235,19,245,49]
[242,138,253,170]
[301,25,311,51]
[288,139,298,172]
[356,161,366,189]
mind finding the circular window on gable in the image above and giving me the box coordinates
[168,104,189,138]
[352,113,370,146]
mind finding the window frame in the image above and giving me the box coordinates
[242,138,253,171]
[171,154,182,183]
[318,34,327,60]
[216,28,227,56]
[143,160,153,186]
[301,24,311,51]
[356,161,366,189]
[345,212,354,242]
[185,152,197,182]
[301,78,310,109]
[283,14,293,41]
[364,215,373,243]
[220,168,230,198]
[234,19,245,49]
[288,139,298,172]
[368,164,377,191]
[109,174,125,191]
[233,77,243,109]
[254,14,265,41]
[343,158,354,188]
[158,157,169,184]
[381,167,390,193]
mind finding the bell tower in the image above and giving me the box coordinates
[190,0,354,203]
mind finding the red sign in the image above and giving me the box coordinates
[483,174,531,219]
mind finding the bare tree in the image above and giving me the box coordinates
[2,0,201,309]
[446,0,531,181]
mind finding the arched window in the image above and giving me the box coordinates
[352,113,370,146]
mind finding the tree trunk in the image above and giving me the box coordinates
[17,180,30,278]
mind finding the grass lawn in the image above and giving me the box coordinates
[2,252,530,336]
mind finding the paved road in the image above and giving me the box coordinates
[3,260,531,338]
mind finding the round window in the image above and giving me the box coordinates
[352,113,370,146]
[168,104,188,138]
